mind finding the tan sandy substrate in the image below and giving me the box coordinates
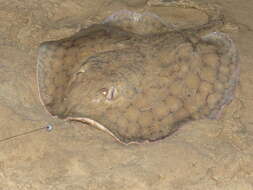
[0,0,253,189]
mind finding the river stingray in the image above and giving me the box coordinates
[37,10,239,144]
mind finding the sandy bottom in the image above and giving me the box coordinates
[0,0,253,189]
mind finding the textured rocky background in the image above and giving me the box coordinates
[0,0,253,189]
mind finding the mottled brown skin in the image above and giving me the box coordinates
[37,15,238,144]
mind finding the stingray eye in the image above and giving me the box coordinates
[99,87,118,101]
[100,88,108,96]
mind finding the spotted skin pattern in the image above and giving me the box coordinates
[37,10,239,144]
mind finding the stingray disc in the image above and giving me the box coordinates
[37,11,239,144]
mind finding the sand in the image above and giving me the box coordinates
[0,0,253,189]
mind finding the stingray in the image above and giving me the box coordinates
[37,10,239,144]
